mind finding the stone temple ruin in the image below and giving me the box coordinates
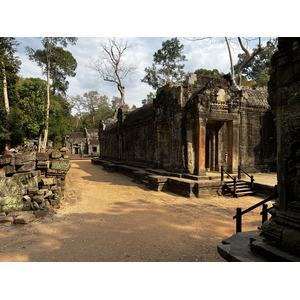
[0,149,71,224]
[217,37,300,261]
[65,128,99,157]
[93,73,276,197]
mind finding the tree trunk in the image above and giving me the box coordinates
[2,62,9,115]
[38,132,43,152]
[225,37,239,90]
[42,38,51,152]
[2,40,11,150]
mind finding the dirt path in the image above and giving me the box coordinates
[0,159,270,262]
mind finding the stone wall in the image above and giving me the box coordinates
[99,75,276,174]
[0,149,71,223]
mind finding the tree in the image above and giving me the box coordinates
[15,77,47,144]
[48,94,73,149]
[26,37,77,152]
[82,91,111,127]
[234,38,278,87]
[186,37,264,89]
[142,92,155,105]
[68,91,115,130]
[194,68,225,77]
[0,37,21,150]
[90,38,135,108]
[141,38,187,89]
[111,96,129,111]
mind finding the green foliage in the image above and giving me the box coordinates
[141,38,187,89]
[194,68,225,77]
[26,41,77,95]
[68,92,115,131]
[234,38,278,87]
[15,77,47,138]
[142,92,155,105]
[48,94,73,148]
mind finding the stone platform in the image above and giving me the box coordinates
[91,158,276,199]
[217,230,300,262]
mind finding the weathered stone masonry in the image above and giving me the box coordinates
[0,150,71,223]
[99,75,276,175]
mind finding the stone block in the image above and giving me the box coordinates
[0,154,13,165]
[0,169,5,179]
[22,195,31,202]
[32,195,44,204]
[14,213,35,224]
[27,187,39,196]
[36,160,50,168]
[41,177,57,186]
[50,161,71,171]
[3,165,16,175]
[16,161,36,173]
[0,216,14,223]
[51,150,62,159]
[34,210,48,218]
[0,178,23,212]
[15,153,36,165]
[36,153,49,161]
[7,211,32,218]
[12,172,39,189]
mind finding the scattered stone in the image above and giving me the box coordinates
[0,216,14,223]
[0,153,13,165]
[3,165,16,175]
[32,201,40,210]
[51,150,62,159]
[23,195,31,202]
[41,177,57,186]
[14,213,35,224]
[36,153,49,161]
[0,169,5,179]
[34,210,49,218]
[16,161,36,173]
[32,195,44,204]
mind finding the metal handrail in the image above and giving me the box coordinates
[221,165,234,181]
[233,188,277,233]
[238,165,255,189]
[221,165,237,197]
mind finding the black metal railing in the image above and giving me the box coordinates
[221,165,237,196]
[238,165,254,190]
[233,186,278,233]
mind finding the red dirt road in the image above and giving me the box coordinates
[0,159,268,262]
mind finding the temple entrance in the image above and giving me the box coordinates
[205,121,223,172]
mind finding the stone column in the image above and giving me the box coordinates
[194,118,206,175]
[263,37,300,255]
[227,120,240,173]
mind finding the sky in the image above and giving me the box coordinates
[15,36,273,111]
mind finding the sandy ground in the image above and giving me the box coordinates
[0,159,275,262]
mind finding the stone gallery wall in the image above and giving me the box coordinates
[99,75,276,174]
[0,150,71,223]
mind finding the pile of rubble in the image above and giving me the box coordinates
[0,149,71,224]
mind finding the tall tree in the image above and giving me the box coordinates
[90,38,135,109]
[15,77,47,143]
[234,38,278,87]
[0,37,21,150]
[26,37,77,152]
[141,37,187,89]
